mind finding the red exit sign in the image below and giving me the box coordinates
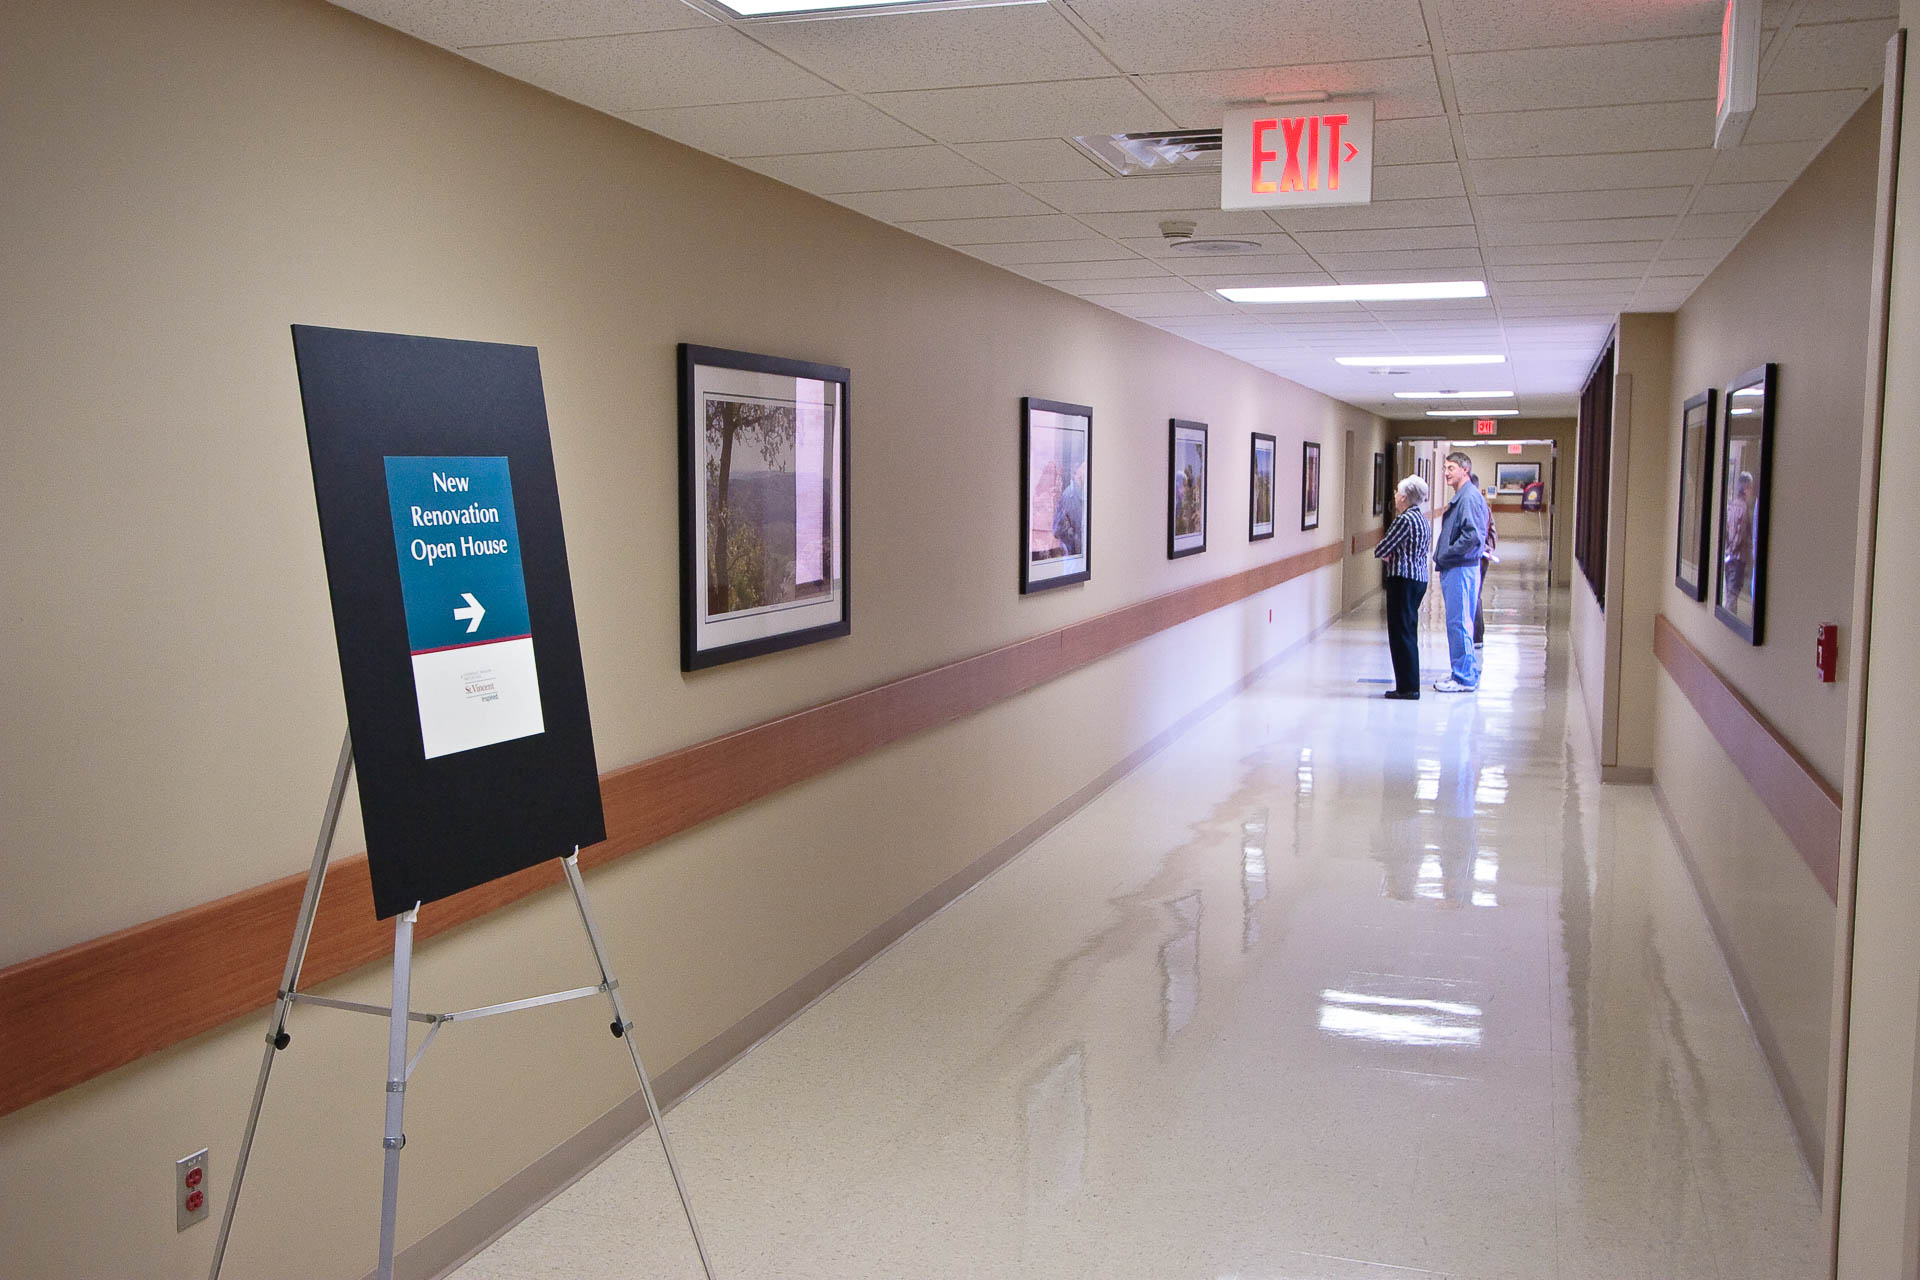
[1222,101,1374,210]
[1473,419,1499,435]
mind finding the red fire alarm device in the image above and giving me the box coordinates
[1816,624,1839,683]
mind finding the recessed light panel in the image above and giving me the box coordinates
[713,0,1041,17]
[1219,281,1487,304]
[1426,409,1519,417]
[1337,354,1506,367]
[1392,391,1514,400]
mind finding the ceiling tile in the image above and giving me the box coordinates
[1708,138,1822,183]
[953,139,1112,183]
[1674,210,1760,238]
[1026,258,1176,280]
[1461,100,1712,159]
[1316,247,1486,270]
[466,28,835,113]
[621,96,927,155]
[1270,197,1474,233]
[1481,215,1677,245]
[1136,58,1445,127]
[333,0,714,45]
[1150,253,1327,276]
[1449,37,1720,114]
[833,184,1055,221]
[1022,174,1226,213]
[1478,187,1693,222]
[1763,19,1897,94]
[746,4,1114,93]
[1492,263,1650,282]
[1073,209,1284,237]
[740,146,997,194]
[1375,117,1459,165]
[901,214,1103,244]
[1103,294,1244,317]
[1690,181,1790,213]
[1743,89,1872,144]
[1375,163,1468,200]
[1295,225,1482,252]
[1495,278,1638,297]
[1062,0,1431,75]
[1435,0,1725,53]
[1657,236,1739,259]
[965,239,1137,265]
[1059,277,1208,296]
[1470,150,1711,195]
[867,78,1174,144]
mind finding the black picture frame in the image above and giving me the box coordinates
[678,343,851,671]
[1250,432,1277,541]
[1167,419,1208,558]
[1021,397,1092,593]
[1675,389,1717,602]
[1371,451,1386,516]
[1300,440,1322,531]
[1713,364,1776,644]
[1493,461,1541,491]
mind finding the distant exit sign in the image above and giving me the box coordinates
[1474,419,1499,435]
[1509,443,1524,454]
[1221,101,1374,210]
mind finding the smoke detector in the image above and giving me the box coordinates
[1160,220,1260,256]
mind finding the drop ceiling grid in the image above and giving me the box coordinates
[329,0,1897,416]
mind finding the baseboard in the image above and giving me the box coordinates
[1601,764,1652,785]
[1651,780,1822,1184]
[386,608,1345,1280]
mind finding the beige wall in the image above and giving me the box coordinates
[1837,10,1920,1277]
[1663,98,1880,788]
[1641,98,1883,1175]
[1341,420,1395,611]
[0,1,1384,1276]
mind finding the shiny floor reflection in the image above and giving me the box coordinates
[452,539,1822,1280]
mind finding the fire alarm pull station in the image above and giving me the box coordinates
[1816,625,1838,683]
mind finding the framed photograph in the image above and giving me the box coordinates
[1371,451,1386,516]
[1249,432,1277,541]
[1300,440,1321,531]
[678,344,850,671]
[1494,461,1541,491]
[1674,389,1717,602]
[1166,419,1208,558]
[1021,397,1092,593]
[1714,364,1776,644]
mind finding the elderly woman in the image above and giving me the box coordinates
[1373,474,1432,700]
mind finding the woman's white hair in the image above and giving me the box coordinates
[1397,474,1429,505]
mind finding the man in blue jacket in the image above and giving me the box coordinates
[1432,452,1488,692]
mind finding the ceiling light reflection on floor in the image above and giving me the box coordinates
[1317,988,1484,1047]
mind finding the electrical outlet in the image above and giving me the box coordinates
[176,1149,209,1230]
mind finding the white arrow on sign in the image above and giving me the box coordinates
[453,592,485,634]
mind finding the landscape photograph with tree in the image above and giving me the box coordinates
[1251,432,1276,540]
[1169,419,1207,558]
[678,345,849,669]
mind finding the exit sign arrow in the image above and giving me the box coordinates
[454,592,486,634]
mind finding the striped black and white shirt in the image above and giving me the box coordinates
[1374,505,1432,582]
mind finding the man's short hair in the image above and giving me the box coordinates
[1446,450,1474,473]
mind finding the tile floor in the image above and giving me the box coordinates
[451,537,1825,1280]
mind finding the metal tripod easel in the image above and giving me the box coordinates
[207,731,717,1280]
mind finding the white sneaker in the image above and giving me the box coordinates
[1433,679,1477,693]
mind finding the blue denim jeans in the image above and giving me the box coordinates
[1438,564,1480,687]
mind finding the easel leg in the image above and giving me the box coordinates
[562,853,720,1280]
[376,904,421,1280]
[209,731,355,1280]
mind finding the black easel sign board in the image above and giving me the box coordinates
[292,325,605,919]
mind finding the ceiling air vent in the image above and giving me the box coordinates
[1071,129,1223,177]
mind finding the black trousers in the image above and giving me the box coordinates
[1386,574,1427,693]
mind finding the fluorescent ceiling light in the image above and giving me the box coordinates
[1219,281,1487,304]
[1426,409,1519,417]
[1730,408,1755,415]
[1392,391,1514,400]
[714,0,1040,16]
[1732,387,1764,396]
[1336,354,1505,367]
